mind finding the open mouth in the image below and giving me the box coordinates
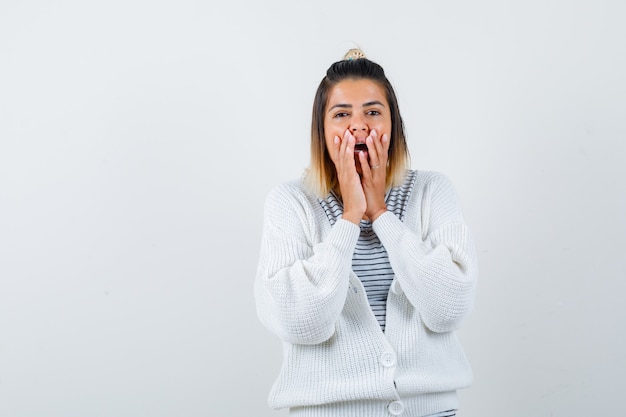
[354,143,368,153]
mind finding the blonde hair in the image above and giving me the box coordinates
[304,50,410,197]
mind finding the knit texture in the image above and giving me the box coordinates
[254,170,477,416]
[319,170,418,330]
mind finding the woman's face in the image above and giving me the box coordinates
[324,78,392,174]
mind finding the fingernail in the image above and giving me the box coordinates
[334,136,340,144]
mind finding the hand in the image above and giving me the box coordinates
[358,129,390,221]
[327,130,366,225]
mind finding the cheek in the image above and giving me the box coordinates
[324,134,335,151]
[324,122,346,146]
[378,116,392,133]
[323,130,340,162]
[325,121,344,136]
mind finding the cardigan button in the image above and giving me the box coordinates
[380,351,396,368]
[388,400,404,415]
[391,279,401,295]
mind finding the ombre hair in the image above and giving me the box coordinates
[304,51,410,198]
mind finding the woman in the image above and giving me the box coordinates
[254,49,477,417]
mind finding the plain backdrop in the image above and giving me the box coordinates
[1,1,625,416]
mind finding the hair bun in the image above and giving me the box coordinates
[344,48,366,60]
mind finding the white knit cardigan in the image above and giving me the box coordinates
[254,170,477,417]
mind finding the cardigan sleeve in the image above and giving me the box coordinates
[254,183,360,345]
[372,173,477,333]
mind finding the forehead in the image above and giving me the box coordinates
[326,79,388,106]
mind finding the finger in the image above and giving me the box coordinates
[358,150,371,177]
[341,130,354,160]
[339,129,350,155]
[334,131,349,171]
[372,129,385,158]
[365,129,381,168]
[328,135,341,163]
[336,131,357,175]
[345,134,356,161]
[375,133,390,169]
[381,133,390,154]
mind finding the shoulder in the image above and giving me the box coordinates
[264,179,322,220]
[405,170,458,195]
[415,170,466,223]
[407,170,463,215]
[266,179,316,206]
[413,169,452,184]
[262,179,328,240]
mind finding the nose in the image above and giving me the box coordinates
[350,115,368,134]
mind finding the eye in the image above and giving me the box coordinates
[367,110,381,116]
[333,112,349,118]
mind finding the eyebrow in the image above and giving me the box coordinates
[328,100,386,113]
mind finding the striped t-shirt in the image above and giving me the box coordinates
[318,171,417,331]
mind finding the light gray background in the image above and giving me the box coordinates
[1,1,624,416]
